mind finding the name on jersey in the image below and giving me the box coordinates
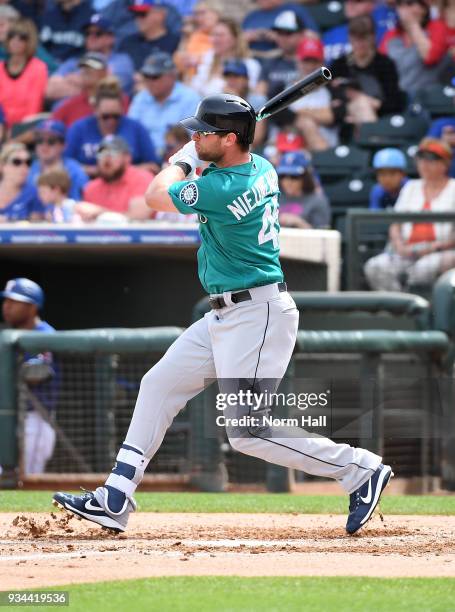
[227,169,279,221]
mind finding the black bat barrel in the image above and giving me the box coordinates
[256,66,332,122]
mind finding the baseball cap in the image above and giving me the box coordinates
[141,52,175,77]
[297,37,324,61]
[276,131,305,153]
[78,52,108,71]
[98,135,130,155]
[35,119,66,139]
[277,151,310,176]
[84,14,114,33]
[223,59,248,78]
[129,0,165,12]
[272,10,304,33]
[373,148,407,170]
[0,278,44,309]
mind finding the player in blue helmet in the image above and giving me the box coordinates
[1,278,57,475]
[369,148,408,210]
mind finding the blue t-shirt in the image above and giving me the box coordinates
[242,3,318,54]
[0,184,43,221]
[428,118,455,179]
[324,4,397,63]
[55,52,135,95]
[128,82,200,158]
[64,115,158,166]
[28,157,89,200]
[369,178,407,210]
[40,1,93,62]
[118,31,181,71]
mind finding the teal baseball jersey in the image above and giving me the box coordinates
[168,153,284,294]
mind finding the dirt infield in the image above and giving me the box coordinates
[1,512,455,588]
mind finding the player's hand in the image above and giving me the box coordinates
[169,141,203,176]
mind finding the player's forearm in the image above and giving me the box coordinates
[145,165,185,212]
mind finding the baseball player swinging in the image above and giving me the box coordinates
[54,94,392,535]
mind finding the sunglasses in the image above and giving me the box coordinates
[99,113,122,121]
[397,0,420,4]
[416,150,445,161]
[7,31,29,41]
[36,137,61,146]
[144,74,164,81]
[134,12,148,18]
[279,174,301,179]
[195,130,228,137]
[8,157,32,167]
[85,29,106,37]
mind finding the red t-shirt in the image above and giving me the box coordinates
[52,92,129,127]
[0,57,48,127]
[380,19,448,65]
[83,165,154,214]
[407,200,436,244]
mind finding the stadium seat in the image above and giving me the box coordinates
[355,113,430,149]
[305,1,346,32]
[414,84,455,118]
[312,145,370,182]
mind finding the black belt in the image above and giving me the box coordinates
[208,282,287,310]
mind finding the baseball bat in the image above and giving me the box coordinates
[256,66,332,122]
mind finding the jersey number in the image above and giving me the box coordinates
[258,197,279,248]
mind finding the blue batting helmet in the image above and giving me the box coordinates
[0,278,44,309]
[373,148,407,170]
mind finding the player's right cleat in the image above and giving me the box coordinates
[346,463,393,535]
[52,486,136,533]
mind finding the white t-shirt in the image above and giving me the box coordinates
[290,86,338,148]
[394,178,455,242]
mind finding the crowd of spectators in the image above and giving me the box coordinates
[0,0,454,291]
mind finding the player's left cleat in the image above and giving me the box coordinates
[346,463,393,535]
[52,487,136,533]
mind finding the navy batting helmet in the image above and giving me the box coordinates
[0,278,44,309]
[180,94,256,145]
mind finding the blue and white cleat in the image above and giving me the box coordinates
[52,486,136,533]
[346,463,393,535]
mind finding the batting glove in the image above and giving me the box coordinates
[169,141,203,177]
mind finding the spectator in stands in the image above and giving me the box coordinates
[118,0,181,71]
[369,148,409,209]
[379,0,448,95]
[0,143,42,222]
[128,52,200,160]
[329,16,406,135]
[323,0,397,63]
[0,104,4,144]
[28,119,89,200]
[0,278,57,475]
[46,14,134,101]
[40,0,93,64]
[221,59,267,146]
[292,37,338,151]
[52,53,128,127]
[79,135,154,222]
[37,168,82,224]
[277,151,330,229]
[162,124,190,162]
[242,0,318,61]
[65,78,158,177]
[364,137,455,291]
[191,17,261,97]
[0,18,47,129]
[256,10,303,100]
[427,83,455,178]
[174,2,219,83]
[0,5,58,74]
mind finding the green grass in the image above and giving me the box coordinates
[1,491,454,514]
[30,577,455,612]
